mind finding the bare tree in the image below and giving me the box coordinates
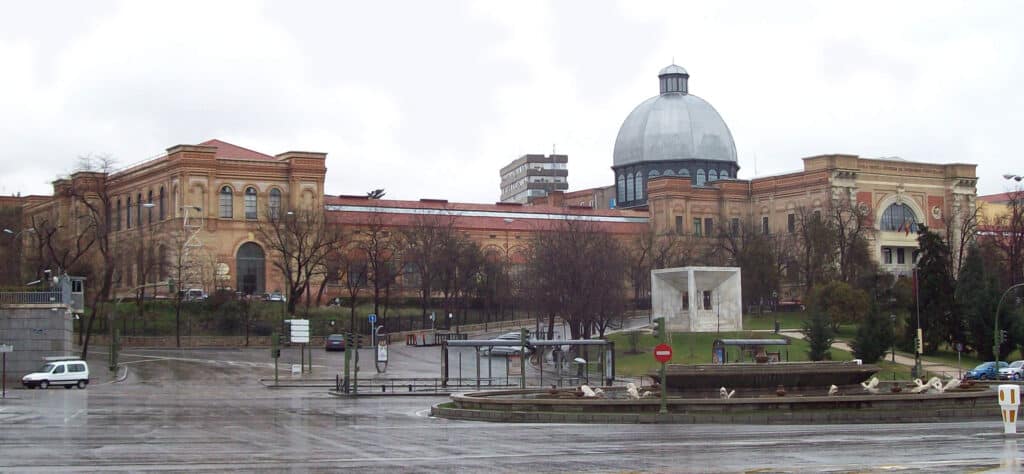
[60,156,122,359]
[335,244,368,332]
[256,208,343,315]
[351,212,402,327]
[827,197,874,284]
[524,219,629,340]
[400,213,459,327]
[992,188,1024,286]
[945,198,979,278]
[791,206,836,291]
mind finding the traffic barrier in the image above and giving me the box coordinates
[999,384,1020,434]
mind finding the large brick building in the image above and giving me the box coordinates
[10,64,979,304]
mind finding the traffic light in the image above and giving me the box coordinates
[653,317,666,341]
[271,348,281,359]
[1002,330,1009,344]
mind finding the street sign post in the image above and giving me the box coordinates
[0,344,11,399]
[368,313,377,325]
[653,341,672,415]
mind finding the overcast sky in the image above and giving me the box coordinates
[1,1,1022,202]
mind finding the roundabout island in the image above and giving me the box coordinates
[431,362,1000,424]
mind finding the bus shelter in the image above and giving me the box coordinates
[712,338,790,364]
[443,338,615,390]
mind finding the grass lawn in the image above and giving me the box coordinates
[742,311,808,331]
[610,330,853,377]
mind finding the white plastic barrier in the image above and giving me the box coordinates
[998,384,1020,434]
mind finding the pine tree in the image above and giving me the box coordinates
[802,305,834,361]
[914,225,958,353]
[851,300,894,363]
[956,244,1003,359]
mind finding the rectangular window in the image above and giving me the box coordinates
[682,292,688,310]
[703,290,712,310]
[761,216,769,235]
[883,248,893,264]
[675,216,683,234]
[126,197,132,229]
[787,213,796,233]
[693,218,702,237]
[813,209,821,221]
[730,218,740,235]
[896,248,905,264]
[704,218,714,237]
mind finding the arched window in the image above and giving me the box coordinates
[147,190,153,224]
[648,170,660,178]
[625,171,634,201]
[679,169,690,177]
[880,203,919,232]
[720,170,729,179]
[136,193,142,226]
[116,198,122,231]
[159,186,165,220]
[635,172,644,200]
[236,242,265,295]
[158,245,167,281]
[617,174,626,202]
[664,169,676,176]
[244,187,257,220]
[219,186,233,218]
[709,170,719,182]
[269,188,282,219]
[696,169,706,186]
[126,196,132,229]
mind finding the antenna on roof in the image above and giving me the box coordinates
[552,143,557,155]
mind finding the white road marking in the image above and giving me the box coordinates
[64,408,85,424]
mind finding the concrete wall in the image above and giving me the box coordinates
[0,304,73,386]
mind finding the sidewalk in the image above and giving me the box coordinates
[779,331,963,378]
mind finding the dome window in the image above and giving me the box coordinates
[696,169,706,186]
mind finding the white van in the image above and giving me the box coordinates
[22,358,90,389]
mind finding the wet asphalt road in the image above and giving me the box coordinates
[1,345,1022,473]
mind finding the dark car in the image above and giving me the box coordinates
[325,334,346,352]
[965,361,1008,380]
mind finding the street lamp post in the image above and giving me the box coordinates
[890,313,896,363]
[994,283,1024,367]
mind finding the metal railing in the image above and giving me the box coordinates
[0,291,63,305]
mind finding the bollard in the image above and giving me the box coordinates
[999,384,1020,434]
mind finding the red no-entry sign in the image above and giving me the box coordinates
[654,343,673,363]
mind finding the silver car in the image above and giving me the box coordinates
[999,360,1024,380]
[485,331,530,356]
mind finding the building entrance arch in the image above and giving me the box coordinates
[236,242,265,295]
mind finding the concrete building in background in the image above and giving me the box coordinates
[499,153,568,203]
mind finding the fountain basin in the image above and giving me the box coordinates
[432,385,997,424]
[652,362,879,392]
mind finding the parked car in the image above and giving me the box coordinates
[264,292,286,303]
[965,361,1009,380]
[485,331,532,356]
[999,360,1024,380]
[22,358,90,389]
[325,334,346,352]
[183,288,207,301]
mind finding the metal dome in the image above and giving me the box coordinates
[613,67,736,167]
[658,64,688,76]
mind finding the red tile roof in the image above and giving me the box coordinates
[978,192,1023,204]
[323,196,649,234]
[199,139,276,161]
